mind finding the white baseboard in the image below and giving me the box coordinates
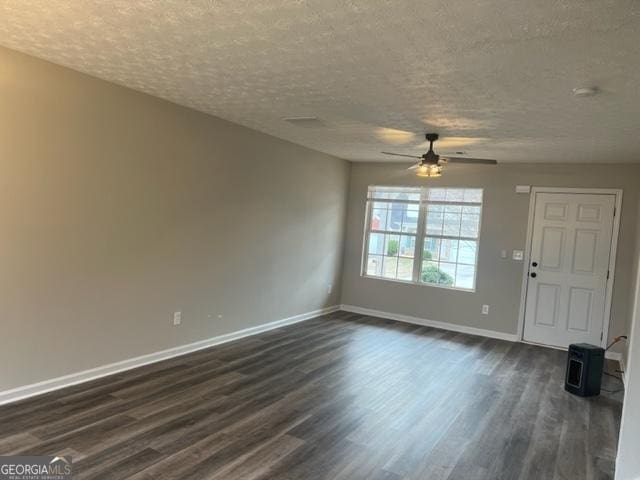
[339,304,520,342]
[341,304,629,385]
[0,305,339,406]
[605,351,622,362]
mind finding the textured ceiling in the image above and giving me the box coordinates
[1,0,639,163]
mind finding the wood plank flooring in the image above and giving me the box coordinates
[0,311,624,479]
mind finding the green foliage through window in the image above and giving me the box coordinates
[386,239,399,256]
[421,264,454,286]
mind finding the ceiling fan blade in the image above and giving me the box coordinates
[407,163,421,171]
[442,156,498,165]
[381,151,423,159]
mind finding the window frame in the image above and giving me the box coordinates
[361,186,483,292]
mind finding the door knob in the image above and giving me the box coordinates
[531,261,538,267]
[530,272,537,278]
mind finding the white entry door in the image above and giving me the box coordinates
[523,192,616,348]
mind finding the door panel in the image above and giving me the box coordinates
[567,287,593,332]
[544,202,568,221]
[523,192,615,348]
[571,229,598,273]
[534,283,560,327]
[540,227,565,269]
[577,204,602,222]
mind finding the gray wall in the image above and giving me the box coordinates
[615,196,640,480]
[0,47,350,392]
[623,197,640,367]
[341,162,640,349]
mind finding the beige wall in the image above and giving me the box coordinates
[0,47,350,392]
[341,162,640,348]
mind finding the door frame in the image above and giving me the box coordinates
[516,187,623,348]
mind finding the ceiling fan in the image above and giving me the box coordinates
[382,133,497,177]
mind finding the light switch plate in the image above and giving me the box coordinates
[512,250,524,261]
[515,185,531,194]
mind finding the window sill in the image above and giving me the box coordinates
[360,274,476,293]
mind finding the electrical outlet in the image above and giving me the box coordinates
[328,284,333,295]
[481,305,490,315]
[173,311,182,326]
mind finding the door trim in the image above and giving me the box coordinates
[516,187,623,348]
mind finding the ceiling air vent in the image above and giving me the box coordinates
[282,116,324,128]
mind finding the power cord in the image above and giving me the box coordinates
[604,371,623,382]
[601,386,624,394]
[605,335,628,351]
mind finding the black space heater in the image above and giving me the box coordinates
[565,343,604,397]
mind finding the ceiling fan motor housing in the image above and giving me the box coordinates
[422,133,441,164]
[422,151,440,165]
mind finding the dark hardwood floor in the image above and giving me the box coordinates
[0,311,624,479]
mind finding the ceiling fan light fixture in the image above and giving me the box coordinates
[415,163,442,178]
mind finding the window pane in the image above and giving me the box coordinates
[397,258,413,281]
[370,208,388,231]
[390,190,420,202]
[399,235,416,258]
[458,240,477,264]
[386,204,404,231]
[382,256,398,279]
[368,233,384,255]
[370,189,390,200]
[385,234,400,256]
[367,255,383,276]
[369,186,421,202]
[445,189,465,202]
[461,214,480,238]
[421,261,454,286]
[426,205,444,235]
[444,204,462,214]
[438,263,457,285]
[443,212,461,236]
[463,189,483,203]
[427,188,446,201]
[372,201,389,210]
[423,236,440,261]
[455,265,475,289]
[439,239,459,262]
[401,205,419,233]
[462,205,481,215]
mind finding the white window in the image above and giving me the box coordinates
[363,186,483,291]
